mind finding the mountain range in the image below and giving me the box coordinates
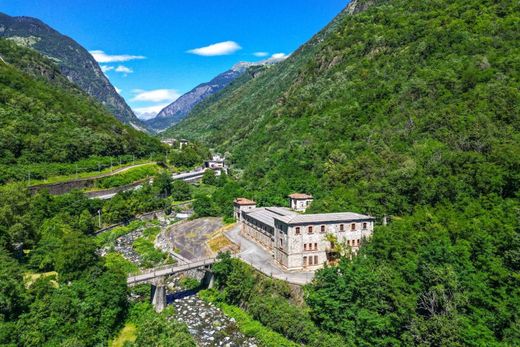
[145,56,286,132]
[0,38,161,183]
[0,12,144,128]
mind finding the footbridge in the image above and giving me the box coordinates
[128,257,217,312]
[127,257,217,285]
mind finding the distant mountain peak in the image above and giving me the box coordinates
[0,12,144,128]
[145,57,286,132]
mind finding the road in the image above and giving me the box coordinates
[226,224,315,285]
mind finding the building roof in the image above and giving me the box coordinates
[275,212,374,225]
[234,198,256,206]
[243,207,297,228]
[288,193,313,199]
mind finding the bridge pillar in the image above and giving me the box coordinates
[202,270,214,289]
[151,277,166,313]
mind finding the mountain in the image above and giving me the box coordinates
[164,0,520,345]
[146,56,286,132]
[0,39,161,183]
[0,12,144,128]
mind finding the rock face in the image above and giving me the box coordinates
[173,296,258,347]
[146,58,286,132]
[0,12,144,128]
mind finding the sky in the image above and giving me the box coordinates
[1,0,348,119]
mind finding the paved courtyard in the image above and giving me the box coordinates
[226,225,315,285]
[159,217,224,260]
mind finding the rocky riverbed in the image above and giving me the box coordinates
[172,296,258,347]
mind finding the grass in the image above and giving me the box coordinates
[198,289,298,347]
[23,271,59,288]
[27,159,154,186]
[104,252,139,274]
[90,164,161,190]
[109,323,137,347]
[207,234,234,253]
[191,183,217,197]
[94,220,145,247]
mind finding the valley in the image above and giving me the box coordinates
[0,0,519,346]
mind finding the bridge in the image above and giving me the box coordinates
[128,257,217,312]
[127,257,217,285]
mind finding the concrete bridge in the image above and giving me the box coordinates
[128,257,217,312]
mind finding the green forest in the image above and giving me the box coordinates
[166,0,520,345]
[1,0,519,345]
[0,40,163,181]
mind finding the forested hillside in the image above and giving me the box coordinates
[167,0,520,344]
[0,39,162,183]
[0,12,143,126]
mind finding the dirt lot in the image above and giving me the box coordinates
[160,217,224,260]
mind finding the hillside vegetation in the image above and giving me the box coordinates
[0,39,162,183]
[0,12,142,125]
[167,0,520,345]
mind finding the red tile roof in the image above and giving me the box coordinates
[288,193,313,199]
[234,198,256,205]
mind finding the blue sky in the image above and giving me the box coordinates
[1,0,348,118]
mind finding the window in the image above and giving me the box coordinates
[279,238,283,247]
[314,242,318,250]
[308,226,313,234]
[314,255,318,265]
[304,244,307,251]
[363,222,367,229]
[351,223,356,231]
[309,256,313,265]
[320,225,325,233]
[340,224,344,231]
[303,256,307,266]
[347,240,351,246]
[295,227,301,235]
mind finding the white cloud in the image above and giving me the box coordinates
[187,41,242,56]
[114,87,122,94]
[100,65,114,72]
[131,89,181,103]
[115,65,133,74]
[253,51,269,57]
[89,50,145,63]
[271,53,289,59]
[133,104,170,120]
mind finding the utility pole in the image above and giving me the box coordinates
[98,163,101,172]
[75,164,78,179]
[98,209,102,228]
[110,158,113,172]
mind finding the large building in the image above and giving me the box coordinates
[234,196,375,271]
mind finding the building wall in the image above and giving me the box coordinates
[234,204,256,221]
[241,214,274,251]
[290,198,313,211]
[241,210,375,271]
[279,220,374,270]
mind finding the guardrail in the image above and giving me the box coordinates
[127,257,217,285]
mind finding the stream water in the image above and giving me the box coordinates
[171,295,258,347]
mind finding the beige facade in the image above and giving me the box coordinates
[236,197,375,271]
[288,193,313,212]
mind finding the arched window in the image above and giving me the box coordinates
[340,224,344,231]
[308,226,313,234]
[295,227,301,235]
[320,225,325,233]
[351,223,356,231]
[363,222,368,229]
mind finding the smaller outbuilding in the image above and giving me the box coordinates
[288,193,314,212]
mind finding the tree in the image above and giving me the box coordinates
[0,251,27,321]
[154,172,173,197]
[171,180,192,201]
[202,170,217,185]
